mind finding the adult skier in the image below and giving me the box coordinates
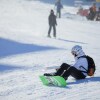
[48,9,57,38]
[55,0,63,18]
[87,3,97,20]
[44,45,88,80]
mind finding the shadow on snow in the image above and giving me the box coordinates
[68,77,100,85]
[0,64,24,72]
[0,63,41,72]
[58,38,87,44]
[0,38,60,58]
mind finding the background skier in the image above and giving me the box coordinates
[87,3,97,20]
[55,0,63,18]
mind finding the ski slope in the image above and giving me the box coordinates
[0,0,100,100]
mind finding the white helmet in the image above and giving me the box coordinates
[71,45,83,56]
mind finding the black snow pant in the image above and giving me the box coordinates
[55,63,86,80]
[48,25,56,37]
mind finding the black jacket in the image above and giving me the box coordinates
[48,13,57,26]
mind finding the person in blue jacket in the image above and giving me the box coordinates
[55,0,63,18]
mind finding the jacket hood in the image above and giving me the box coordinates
[74,50,85,61]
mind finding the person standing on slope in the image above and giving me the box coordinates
[55,0,63,18]
[48,9,57,38]
[44,45,89,80]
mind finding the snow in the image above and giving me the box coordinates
[0,0,100,100]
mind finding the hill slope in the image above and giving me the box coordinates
[0,0,100,100]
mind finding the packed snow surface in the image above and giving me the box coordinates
[0,0,100,100]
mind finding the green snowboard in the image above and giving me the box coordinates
[39,75,67,87]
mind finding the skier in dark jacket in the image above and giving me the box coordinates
[48,9,57,38]
[87,3,97,20]
[87,7,96,20]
